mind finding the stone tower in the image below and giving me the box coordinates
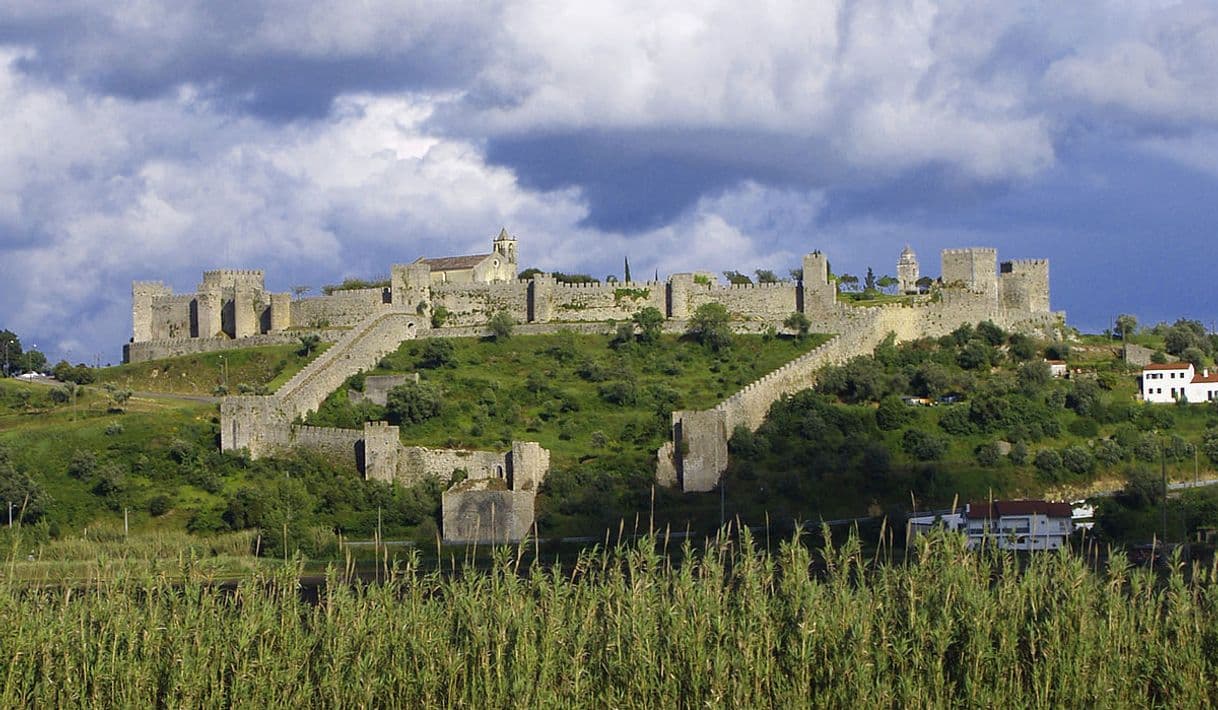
[897,245,919,294]
[493,227,518,266]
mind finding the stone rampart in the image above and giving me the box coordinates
[430,281,530,327]
[291,289,388,329]
[290,424,363,466]
[123,329,348,364]
[547,281,666,322]
[687,282,799,322]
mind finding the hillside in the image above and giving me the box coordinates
[96,343,328,396]
[304,331,831,533]
[722,323,1218,526]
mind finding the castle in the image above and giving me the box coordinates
[130,231,1060,541]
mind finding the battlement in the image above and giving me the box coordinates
[716,282,792,291]
[1001,259,1048,272]
[942,247,997,256]
[202,269,265,277]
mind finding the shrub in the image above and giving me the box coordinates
[632,307,664,344]
[385,382,444,425]
[598,381,638,406]
[1068,417,1099,437]
[488,311,515,340]
[430,305,450,328]
[938,406,974,436]
[686,303,732,351]
[1095,439,1126,466]
[417,339,455,369]
[975,442,1002,467]
[1034,449,1063,479]
[875,396,913,431]
[783,312,811,340]
[148,494,172,517]
[1009,441,1030,465]
[901,429,948,461]
[1061,445,1095,475]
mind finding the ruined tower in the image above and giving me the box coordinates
[897,245,919,294]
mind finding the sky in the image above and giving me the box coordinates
[1,1,1216,365]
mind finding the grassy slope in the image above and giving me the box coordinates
[96,343,329,395]
[313,332,829,468]
[1,378,221,531]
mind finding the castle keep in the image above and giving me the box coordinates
[132,233,1059,540]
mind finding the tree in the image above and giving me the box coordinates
[1007,333,1038,362]
[1202,428,1218,467]
[686,303,732,351]
[901,429,948,461]
[0,445,47,522]
[782,312,811,340]
[1044,342,1070,360]
[864,267,877,292]
[1182,347,1206,369]
[292,285,311,300]
[837,274,859,292]
[488,311,515,341]
[623,257,631,283]
[518,267,544,280]
[385,381,443,425]
[876,395,913,430]
[754,269,781,284]
[876,275,898,293]
[632,307,664,344]
[430,304,451,328]
[417,339,455,369]
[1115,314,1138,339]
[1017,361,1051,394]
[722,270,752,285]
[20,349,47,374]
[297,334,321,357]
[1034,449,1063,480]
[0,330,21,377]
[976,320,1006,346]
[975,442,1002,467]
[915,276,934,293]
[789,268,804,282]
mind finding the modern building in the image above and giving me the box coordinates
[1140,362,1218,404]
[908,499,1074,551]
[963,500,1073,550]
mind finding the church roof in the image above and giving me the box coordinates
[418,254,492,271]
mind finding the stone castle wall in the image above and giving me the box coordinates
[124,329,348,364]
[686,282,799,322]
[546,279,667,322]
[291,288,389,329]
[430,281,530,327]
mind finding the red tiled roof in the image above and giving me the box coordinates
[967,500,1073,519]
[417,254,491,271]
[1144,362,1191,371]
[1193,372,1218,384]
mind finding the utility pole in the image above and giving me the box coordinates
[1162,443,1168,543]
[7,501,12,527]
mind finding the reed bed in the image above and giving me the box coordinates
[1,527,1215,708]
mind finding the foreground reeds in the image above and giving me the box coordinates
[1,527,1215,708]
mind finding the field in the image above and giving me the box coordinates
[0,529,1214,706]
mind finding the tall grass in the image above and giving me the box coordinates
[1,528,1215,707]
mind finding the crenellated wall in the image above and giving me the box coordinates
[547,280,667,322]
[291,288,389,329]
[430,281,530,327]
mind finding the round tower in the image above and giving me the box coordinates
[897,245,919,294]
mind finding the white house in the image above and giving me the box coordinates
[1140,362,1218,404]
[963,500,1073,550]
[909,500,1073,551]
[1046,359,1068,378]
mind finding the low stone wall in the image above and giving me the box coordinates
[123,329,347,364]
